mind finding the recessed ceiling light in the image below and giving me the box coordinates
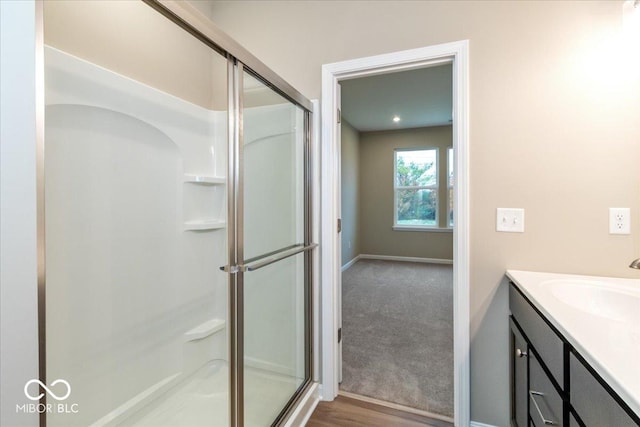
[392,116,401,123]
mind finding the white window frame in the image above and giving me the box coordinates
[447,146,454,228]
[393,147,439,230]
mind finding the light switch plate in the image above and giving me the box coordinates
[609,208,631,235]
[496,208,525,233]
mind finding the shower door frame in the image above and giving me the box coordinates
[226,61,317,426]
[35,1,318,426]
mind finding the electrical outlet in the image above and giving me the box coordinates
[609,208,631,235]
[496,208,525,233]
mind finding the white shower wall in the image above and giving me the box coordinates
[45,46,228,426]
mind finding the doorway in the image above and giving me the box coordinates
[339,63,455,420]
[320,42,470,426]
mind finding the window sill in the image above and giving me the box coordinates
[392,226,453,233]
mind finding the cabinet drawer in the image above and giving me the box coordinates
[509,283,564,388]
[530,352,564,427]
[570,353,640,426]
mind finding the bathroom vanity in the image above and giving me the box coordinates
[507,270,640,426]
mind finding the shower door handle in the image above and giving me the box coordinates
[219,243,317,274]
[242,243,317,272]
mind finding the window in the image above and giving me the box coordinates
[394,148,438,228]
[448,147,454,227]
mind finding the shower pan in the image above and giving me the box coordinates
[40,1,315,426]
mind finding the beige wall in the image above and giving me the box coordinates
[341,120,361,266]
[359,126,454,259]
[204,2,640,425]
[44,1,228,110]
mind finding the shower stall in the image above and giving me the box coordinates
[40,1,315,426]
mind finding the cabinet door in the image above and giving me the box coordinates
[570,353,640,426]
[510,317,528,427]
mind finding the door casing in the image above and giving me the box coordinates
[320,40,470,426]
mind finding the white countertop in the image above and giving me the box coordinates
[506,270,640,415]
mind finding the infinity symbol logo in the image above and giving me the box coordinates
[24,379,71,401]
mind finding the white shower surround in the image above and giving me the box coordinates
[44,47,305,426]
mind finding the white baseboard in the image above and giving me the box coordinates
[359,254,453,265]
[470,421,499,427]
[283,382,320,427]
[341,255,361,272]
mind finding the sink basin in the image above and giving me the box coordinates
[545,279,640,323]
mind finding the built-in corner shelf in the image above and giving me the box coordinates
[183,174,225,185]
[184,318,225,342]
[183,220,226,231]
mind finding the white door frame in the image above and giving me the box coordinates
[320,40,470,426]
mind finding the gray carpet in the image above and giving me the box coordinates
[340,259,453,418]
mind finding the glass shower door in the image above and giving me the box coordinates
[237,70,311,426]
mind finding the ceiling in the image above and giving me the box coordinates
[340,63,452,132]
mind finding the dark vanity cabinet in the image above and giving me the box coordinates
[509,281,640,427]
[510,282,566,426]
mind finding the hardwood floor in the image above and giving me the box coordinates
[306,395,454,427]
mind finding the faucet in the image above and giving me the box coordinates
[630,258,640,269]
